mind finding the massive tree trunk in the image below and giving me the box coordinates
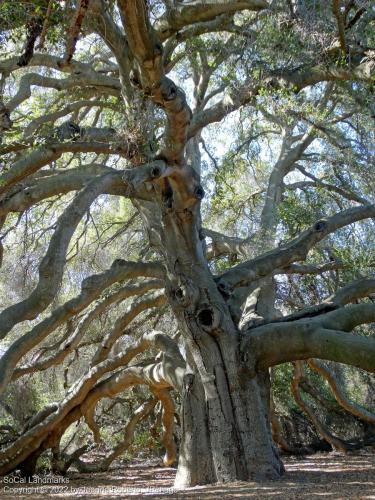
[137,187,283,486]
[175,370,283,487]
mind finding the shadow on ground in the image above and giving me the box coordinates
[1,451,374,499]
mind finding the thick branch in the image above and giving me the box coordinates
[203,228,254,259]
[92,291,168,365]
[0,140,136,196]
[328,279,375,306]
[75,399,157,472]
[277,261,344,276]
[0,331,184,474]
[219,204,375,289]
[0,166,118,216]
[155,0,268,41]
[243,317,375,374]
[6,73,120,113]
[291,361,348,452]
[0,174,119,339]
[151,387,176,466]
[118,0,191,163]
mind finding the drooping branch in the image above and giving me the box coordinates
[83,404,102,445]
[291,361,348,452]
[0,262,164,395]
[269,395,294,453]
[0,331,184,475]
[307,359,375,425]
[75,398,157,472]
[0,174,119,339]
[12,279,164,380]
[151,387,177,466]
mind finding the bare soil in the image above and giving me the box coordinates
[1,451,374,499]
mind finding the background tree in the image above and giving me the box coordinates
[0,0,374,488]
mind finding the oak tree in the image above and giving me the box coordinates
[0,0,374,487]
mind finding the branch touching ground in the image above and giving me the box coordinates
[291,361,348,452]
[152,387,177,466]
[0,331,185,475]
[75,399,157,472]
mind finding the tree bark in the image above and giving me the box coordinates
[144,193,284,486]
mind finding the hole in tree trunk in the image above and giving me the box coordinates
[194,185,205,199]
[162,185,173,209]
[314,220,327,231]
[197,308,214,327]
[151,165,161,178]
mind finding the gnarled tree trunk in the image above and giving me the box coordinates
[137,187,283,486]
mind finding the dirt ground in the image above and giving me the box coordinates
[1,451,374,499]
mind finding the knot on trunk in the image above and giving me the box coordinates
[183,372,195,394]
[150,164,162,178]
[129,69,142,89]
[167,277,199,308]
[154,41,163,56]
[216,279,233,300]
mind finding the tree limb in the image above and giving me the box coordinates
[219,204,375,289]
[307,359,375,424]
[0,174,119,339]
[0,262,164,395]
